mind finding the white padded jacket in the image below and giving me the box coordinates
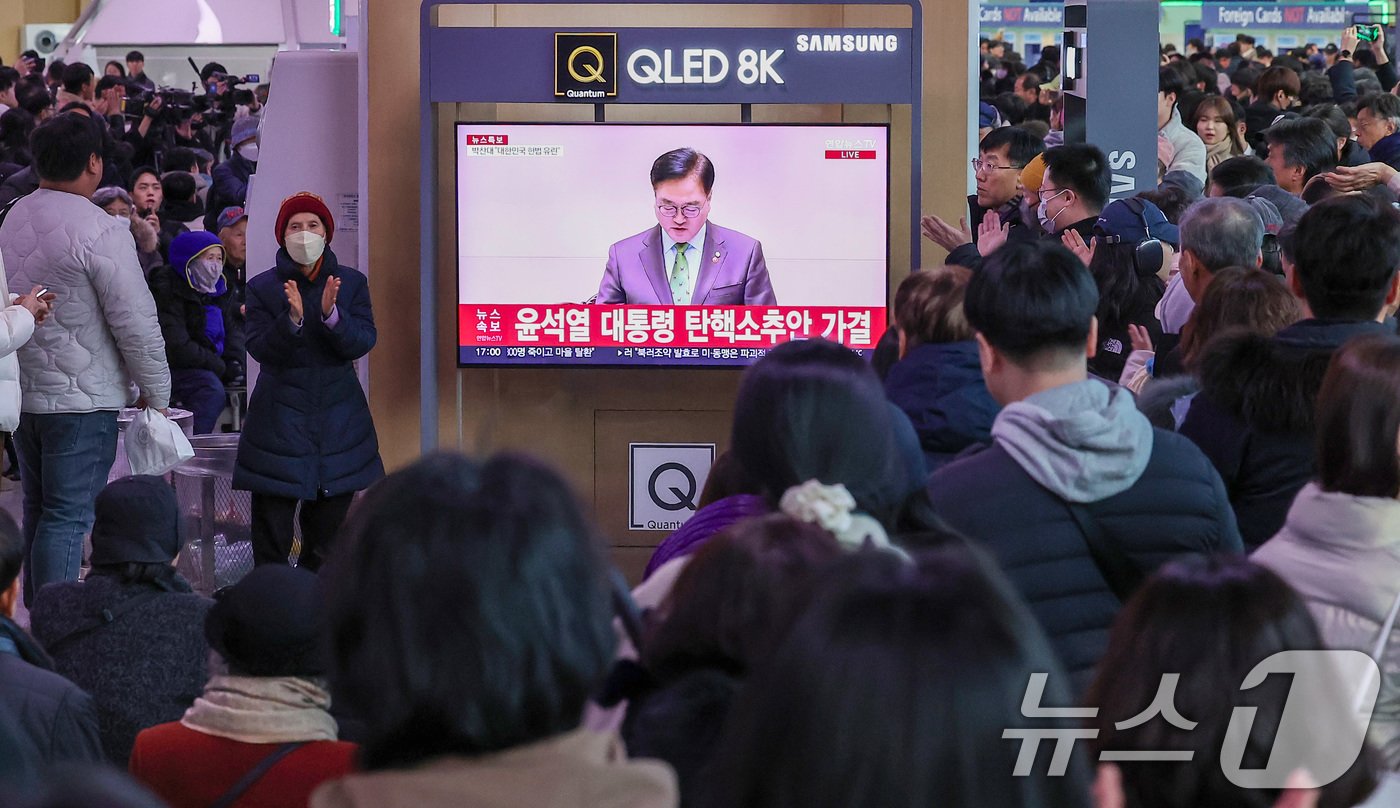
[0,189,169,413]
[0,250,37,431]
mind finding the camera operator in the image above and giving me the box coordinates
[172,108,213,155]
[194,62,254,160]
[125,93,210,172]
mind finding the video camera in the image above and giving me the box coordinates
[205,71,261,107]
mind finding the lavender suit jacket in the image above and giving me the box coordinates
[596,223,777,305]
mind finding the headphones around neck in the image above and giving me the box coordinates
[1094,197,1166,276]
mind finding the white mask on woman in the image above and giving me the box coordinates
[238,142,259,162]
[286,230,326,266]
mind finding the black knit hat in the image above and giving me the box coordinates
[89,476,180,567]
[206,565,325,677]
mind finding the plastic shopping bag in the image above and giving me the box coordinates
[126,408,195,476]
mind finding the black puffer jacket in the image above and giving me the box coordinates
[884,341,999,472]
[1179,318,1392,550]
[927,381,1241,691]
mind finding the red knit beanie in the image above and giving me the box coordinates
[274,192,335,248]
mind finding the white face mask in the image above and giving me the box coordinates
[1037,188,1071,232]
[238,142,259,162]
[189,256,224,294]
[286,230,326,266]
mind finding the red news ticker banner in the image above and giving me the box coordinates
[461,304,887,350]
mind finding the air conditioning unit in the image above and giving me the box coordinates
[24,23,72,56]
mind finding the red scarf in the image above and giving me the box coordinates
[301,256,325,284]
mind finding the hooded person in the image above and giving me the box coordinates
[129,565,357,808]
[205,115,258,232]
[150,231,245,435]
[29,476,213,766]
[233,192,383,571]
[925,240,1242,691]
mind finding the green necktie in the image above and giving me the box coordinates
[671,242,691,305]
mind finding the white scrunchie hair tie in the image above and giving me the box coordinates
[779,479,896,553]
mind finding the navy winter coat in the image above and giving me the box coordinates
[1180,318,1392,551]
[927,431,1242,691]
[234,247,384,500]
[0,617,104,771]
[204,152,255,232]
[883,341,999,472]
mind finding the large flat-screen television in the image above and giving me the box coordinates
[455,122,890,367]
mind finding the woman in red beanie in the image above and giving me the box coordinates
[233,192,384,570]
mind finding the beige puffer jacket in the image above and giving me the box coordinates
[1255,483,1400,770]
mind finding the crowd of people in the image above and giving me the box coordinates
[0,25,1395,808]
[0,50,263,436]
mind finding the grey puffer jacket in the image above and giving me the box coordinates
[1254,483,1400,770]
[0,189,170,412]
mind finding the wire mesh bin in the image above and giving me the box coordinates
[172,435,253,595]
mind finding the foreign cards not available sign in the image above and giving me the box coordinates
[1202,3,1365,29]
[978,2,1365,29]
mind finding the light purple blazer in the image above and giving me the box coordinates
[595,223,777,305]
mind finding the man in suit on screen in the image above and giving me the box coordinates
[596,147,777,306]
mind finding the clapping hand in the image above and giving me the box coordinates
[977,214,1011,256]
[284,280,304,325]
[321,276,341,317]
[1128,324,1154,353]
[921,214,974,252]
[1062,229,1097,266]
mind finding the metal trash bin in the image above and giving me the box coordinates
[172,434,253,595]
[110,407,195,483]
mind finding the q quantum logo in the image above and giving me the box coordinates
[556,33,618,100]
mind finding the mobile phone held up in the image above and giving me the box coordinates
[1359,25,1382,43]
